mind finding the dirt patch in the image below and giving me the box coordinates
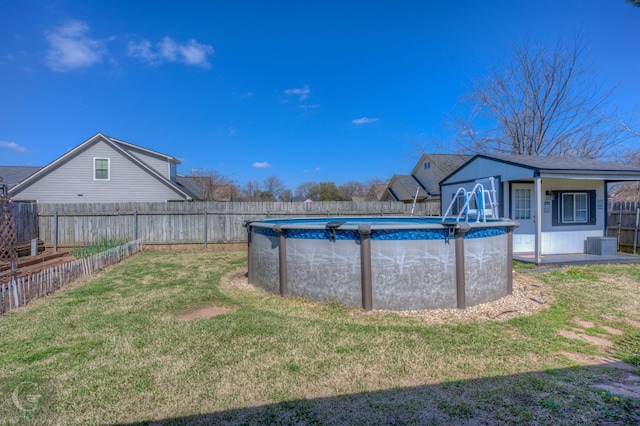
[559,351,637,372]
[602,325,625,336]
[573,317,595,329]
[0,249,75,283]
[174,305,236,321]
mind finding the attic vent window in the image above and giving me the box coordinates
[94,158,110,180]
[424,162,430,169]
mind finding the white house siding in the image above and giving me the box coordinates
[440,157,534,216]
[11,141,184,203]
[119,144,174,180]
[538,178,605,254]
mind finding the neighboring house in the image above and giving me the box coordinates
[381,154,472,203]
[439,154,640,259]
[365,183,388,201]
[0,166,42,195]
[290,196,313,203]
[9,133,199,203]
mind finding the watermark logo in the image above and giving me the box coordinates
[12,381,42,412]
[1,378,57,425]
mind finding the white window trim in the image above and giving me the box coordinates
[94,157,110,181]
[561,192,588,223]
[514,188,531,220]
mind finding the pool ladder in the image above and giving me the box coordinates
[442,177,499,223]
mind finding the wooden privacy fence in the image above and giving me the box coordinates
[33,201,439,247]
[13,202,38,242]
[607,201,640,254]
[0,240,142,315]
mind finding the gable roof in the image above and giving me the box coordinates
[384,174,429,202]
[9,132,193,200]
[411,153,473,176]
[478,154,640,174]
[0,166,42,188]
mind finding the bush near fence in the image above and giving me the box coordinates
[29,201,439,247]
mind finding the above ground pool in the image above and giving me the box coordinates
[244,217,519,311]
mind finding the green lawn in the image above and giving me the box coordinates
[1,251,639,425]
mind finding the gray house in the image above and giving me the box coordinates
[9,133,198,203]
[382,154,472,203]
[440,154,640,261]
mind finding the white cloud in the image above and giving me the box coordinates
[128,36,214,68]
[44,20,107,72]
[285,85,310,101]
[252,161,271,168]
[0,141,28,153]
[352,117,379,125]
[303,167,321,173]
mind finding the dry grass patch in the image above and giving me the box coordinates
[1,252,639,425]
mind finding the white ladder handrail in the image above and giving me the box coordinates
[442,177,499,223]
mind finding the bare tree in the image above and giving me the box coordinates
[187,168,238,201]
[338,180,367,201]
[448,35,625,158]
[609,148,640,201]
[262,176,286,201]
[279,188,293,202]
[295,181,320,200]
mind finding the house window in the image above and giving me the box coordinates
[424,162,430,169]
[514,188,531,220]
[94,158,110,180]
[562,193,588,223]
[552,190,596,226]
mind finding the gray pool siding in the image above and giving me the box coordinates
[371,239,457,310]
[464,234,510,306]
[247,218,517,311]
[251,232,280,294]
[286,239,362,306]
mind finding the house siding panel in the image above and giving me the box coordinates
[11,141,183,203]
[120,145,172,179]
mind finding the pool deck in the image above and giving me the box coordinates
[513,252,640,266]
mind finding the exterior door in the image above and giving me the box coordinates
[511,184,535,253]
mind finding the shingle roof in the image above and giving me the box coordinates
[0,166,42,187]
[394,174,429,199]
[480,154,640,172]
[175,176,206,200]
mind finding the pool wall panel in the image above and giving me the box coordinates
[464,234,509,306]
[371,239,457,310]
[286,239,361,306]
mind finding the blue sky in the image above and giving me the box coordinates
[1,0,639,191]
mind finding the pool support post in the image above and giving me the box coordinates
[506,224,518,295]
[455,223,471,309]
[274,224,288,296]
[358,223,373,311]
[244,222,251,284]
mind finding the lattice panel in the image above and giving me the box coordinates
[0,195,17,260]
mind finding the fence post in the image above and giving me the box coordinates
[54,210,58,253]
[634,208,639,255]
[204,208,208,249]
[134,208,138,241]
